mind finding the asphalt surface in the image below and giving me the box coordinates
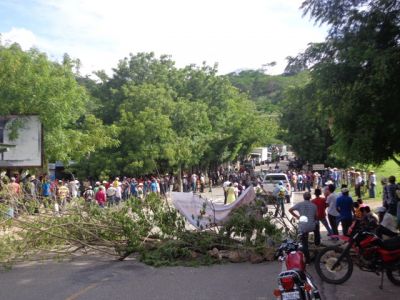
[1,161,398,300]
[0,255,398,300]
[1,192,398,300]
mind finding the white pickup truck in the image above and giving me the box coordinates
[261,173,292,203]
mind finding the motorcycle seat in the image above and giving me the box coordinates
[381,235,400,251]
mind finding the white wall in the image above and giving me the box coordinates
[0,115,42,167]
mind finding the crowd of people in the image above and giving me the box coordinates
[287,175,399,263]
[284,167,377,198]
[0,172,181,215]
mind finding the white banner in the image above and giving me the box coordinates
[171,186,256,229]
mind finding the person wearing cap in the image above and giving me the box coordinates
[102,180,109,190]
[57,180,70,210]
[222,178,232,204]
[115,182,122,205]
[273,181,288,217]
[83,186,94,203]
[336,187,354,236]
[137,182,144,199]
[368,171,377,198]
[355,171,363,198]
[93,181,101,196]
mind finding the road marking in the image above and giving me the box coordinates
[65,283,99,300]
[65,277,110,300]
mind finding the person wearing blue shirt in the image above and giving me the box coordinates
[130,180,138,197]
[336,187,354,236]
[42,179,51,208]
[150,179,158,193]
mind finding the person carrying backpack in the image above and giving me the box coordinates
[273,181,288,217]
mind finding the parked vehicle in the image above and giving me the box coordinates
[250,147,271,165]
[315,220,400,289]
[274,217,321,300]
[262,173,292,203]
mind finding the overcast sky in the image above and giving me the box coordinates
[0,0,327,75]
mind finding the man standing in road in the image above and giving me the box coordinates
[289,192,317,263]
[312,188,332,243]
[57,180,70,212]
[222,178,231,204]
[336,187,354,236]
[325,184,339,235]
[273,181,288,217]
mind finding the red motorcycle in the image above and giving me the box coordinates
[315,220,400,288]
[274,231,321,299]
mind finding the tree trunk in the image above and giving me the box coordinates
[178,164,183,192]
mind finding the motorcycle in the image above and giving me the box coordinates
[274,216,321,300]
[315,220,400,289]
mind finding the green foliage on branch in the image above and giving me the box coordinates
[0,194,283,268]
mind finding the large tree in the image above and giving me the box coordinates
[0,43,117,163]
[77,53,277,178]
[291,0,400,165]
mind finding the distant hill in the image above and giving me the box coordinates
[225,70,309,113]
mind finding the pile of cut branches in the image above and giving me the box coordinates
[0,193,290,268]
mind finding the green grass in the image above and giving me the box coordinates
[354,160,400,203]
[375,159,400,181]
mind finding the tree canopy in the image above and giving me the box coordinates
[283,0,400,166]
[0,42,117,163]
[74,53,278,177]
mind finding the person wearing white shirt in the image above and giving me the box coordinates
[368,171,377,198]
[106,185,116,206]
[355,172,363,198]
[115,184,122,204]
[222,179,231,204]
[325,184,339,235]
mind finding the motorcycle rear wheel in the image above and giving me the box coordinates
[315,246,353,284]
[387,268,400,286]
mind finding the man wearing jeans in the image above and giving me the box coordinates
[336,187,354,236]
[325,184,339,235]
[312,188,332,244]
[289,192,317,263]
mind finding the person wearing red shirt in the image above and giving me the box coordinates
[312,188,333,244]
[96,186,106,208]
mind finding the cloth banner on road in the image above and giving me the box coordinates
[171,186,256,229]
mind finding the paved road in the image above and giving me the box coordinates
[0,254,398,300]
[0,190,397,300]
[1,160,397,300]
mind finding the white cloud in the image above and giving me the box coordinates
[1,27,38,50]
[1,0,327,75]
